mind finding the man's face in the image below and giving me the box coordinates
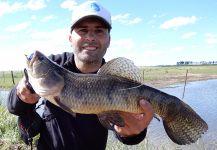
[69,18,110,64]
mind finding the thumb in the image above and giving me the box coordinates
[139,100,149,109]
[139,100,154,115]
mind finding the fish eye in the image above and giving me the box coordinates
[27,53,34,60]
[38,55,44,61]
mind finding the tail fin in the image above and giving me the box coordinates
[163,101,208,145]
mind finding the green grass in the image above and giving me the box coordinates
[0,105,39,150]
[0,105,21,149]
[140,65,217,81]
[0,71,23,89]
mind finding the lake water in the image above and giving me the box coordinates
[1,80,217,149]
[0,90,8,106]
[145,79,217,150]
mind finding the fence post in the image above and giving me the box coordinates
[11,71,15,85]
[3,71,5,82]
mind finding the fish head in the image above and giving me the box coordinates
[25,51,52,78]
[25,50,65,97]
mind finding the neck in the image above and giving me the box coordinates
[74,57,102,73]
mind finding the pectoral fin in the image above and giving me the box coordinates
[97,111,125,130]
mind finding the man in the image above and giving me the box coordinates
[7,1,153,150]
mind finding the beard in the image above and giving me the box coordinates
[73,43,107,64]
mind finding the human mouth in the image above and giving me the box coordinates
[83,46,97,51]
[82,43,98,51]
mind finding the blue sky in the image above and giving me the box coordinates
[0,0,217,71]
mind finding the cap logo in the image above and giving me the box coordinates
[86,2,100,12]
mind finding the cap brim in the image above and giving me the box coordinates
[71,15,111,30]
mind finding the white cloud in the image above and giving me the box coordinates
[0,53,26,71]
[106,38,135,60]
[153,13,166,18]
[205,33,217,38]
[112,38,135,50]
[112,13,142,25]
[0,28,71,71]
[0,1,23,16]
[112,13,130,21]
[40,15,55,22]
[191,45,200,49]
[31,15,37,20]
[160,16,198,29]
[170,46,185,52]
[5,22,31,32]
[105,38,180,66]
[108,40,187,66]
[24,0,46,10]
[30,28,68,40]
[205,33,217,44]
[128,17,142,25]
[0,35,12,40]
[205,38,217,44]
[61,0,77,11]
[181,32,197,39]
[25,28,70,54]
[0,0,46,17]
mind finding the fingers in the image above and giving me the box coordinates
[139,100,154,126]
[133,113,145,120]
[16,77,39,104]
[114,100,154,137]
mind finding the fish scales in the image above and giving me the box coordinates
[25,50,208,145]
[61,73,143,114]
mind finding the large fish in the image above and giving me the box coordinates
[25,50,208,145]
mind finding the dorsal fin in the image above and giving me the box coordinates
[98,57,143,83]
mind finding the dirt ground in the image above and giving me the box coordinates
[144,74,217,88]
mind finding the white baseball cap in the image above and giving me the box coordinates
[71,1,112,30]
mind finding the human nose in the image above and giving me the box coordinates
[85,31,96,41]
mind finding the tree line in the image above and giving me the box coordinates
[177,61,217,65]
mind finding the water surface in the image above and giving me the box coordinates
[147,79,217,150]
[0,90,8,106]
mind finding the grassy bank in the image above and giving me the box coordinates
[0,71,23,90]
[1,65,217,89]
[141,65,217,80]
[140,65,217,88]
[0,105,22,149]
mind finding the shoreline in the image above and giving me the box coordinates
[144,74,217,89]
[1,74,217,90]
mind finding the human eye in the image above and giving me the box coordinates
[95,28,107,35]
[77,28,88,35]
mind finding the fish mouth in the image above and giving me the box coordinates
[25,50,48,78]
[25,51,40,68]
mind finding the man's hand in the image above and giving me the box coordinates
[16,77,39,104]
[114,100,154,137]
